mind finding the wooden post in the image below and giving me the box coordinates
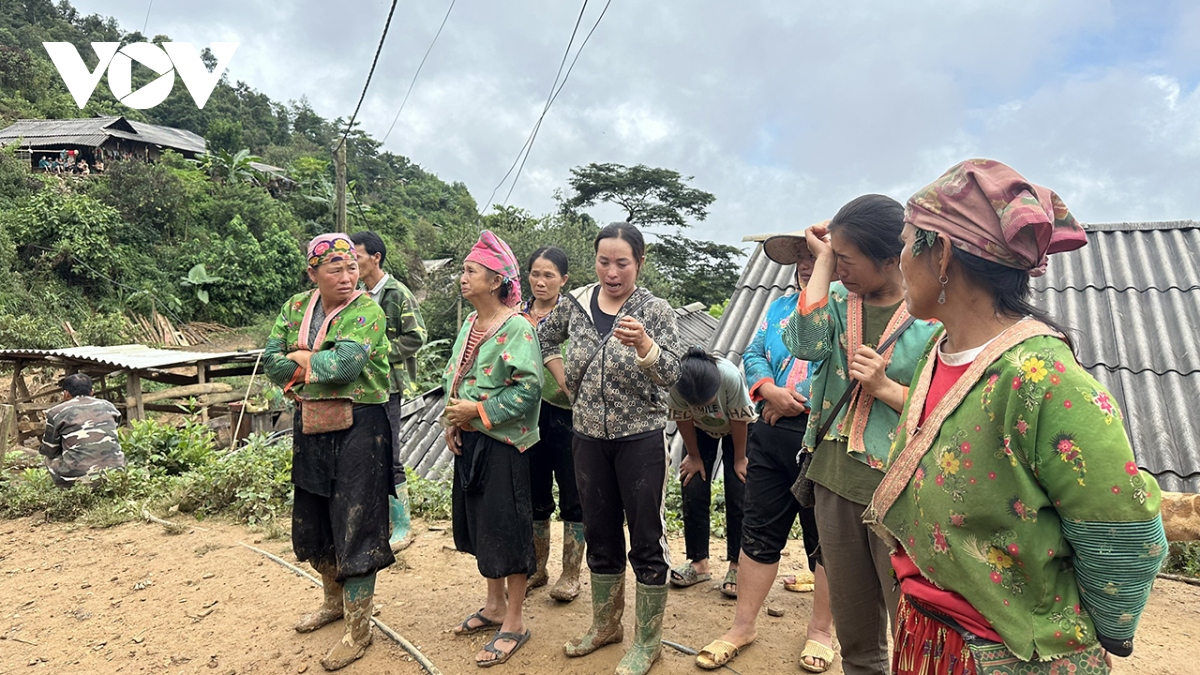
[0,403,13,459]
[334,141,347,232]
[126,372,145,422]
[197,363,208,423]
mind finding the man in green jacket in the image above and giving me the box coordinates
[352,231,428,552]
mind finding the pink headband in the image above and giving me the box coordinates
[465,230,522,308]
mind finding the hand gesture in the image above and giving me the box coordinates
[679,453,707,487]
[444,397,480,427]
[762,382,807,418]
[614,316,652,358]
[733,455,748,483]
[849,346,891,397]
[287,349,314,370]
[804,220,833,260]
[444,426,462,455]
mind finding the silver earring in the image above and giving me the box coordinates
[938,275,948,305]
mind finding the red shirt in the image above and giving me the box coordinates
[903,349,1004,643]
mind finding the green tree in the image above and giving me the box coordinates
[560,162,716,229]
[648,235,744,308]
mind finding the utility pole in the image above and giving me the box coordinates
[334,141,347,232]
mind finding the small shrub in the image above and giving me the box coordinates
[120,419,217,476]
[1164,542,1200,578]
[172,432,293,525]
[408,470,452,520]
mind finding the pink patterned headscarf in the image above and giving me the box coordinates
[307,233,355,268]
[465,230,522,308]
[905,159,1087,277]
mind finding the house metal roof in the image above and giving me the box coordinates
[705,220,1200,492]
[398,302,719,478]
[0,345,261,371]
[0,116,206,154]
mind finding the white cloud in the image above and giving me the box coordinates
[66,0,1200,241]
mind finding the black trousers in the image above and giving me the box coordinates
[574,430,670,586]
[740,415,821,570]
[529,402,582,522]
[452,431,538,579]
[385,392,406,486]
[291,404,395,581]
[681,431,745,563]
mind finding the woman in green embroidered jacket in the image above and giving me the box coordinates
[782,196,939,675]
[442,230,542,668]
[867,159,1167,675]
[263,233,393,671]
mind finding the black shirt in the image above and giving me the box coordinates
[590,287,617,336]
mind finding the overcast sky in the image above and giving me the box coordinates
[69,0,1200,250]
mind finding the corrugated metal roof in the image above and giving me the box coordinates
[0,116,205,154]
[1032,220,1200,492]
[397,302,718,479]
[707,221,1200,492]
[708,245,798,365]
[675,302,720,349]
[0,345,261,371]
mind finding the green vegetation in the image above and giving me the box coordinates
[0,1,743,371]
[0,417,750,541]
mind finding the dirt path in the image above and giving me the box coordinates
[1,516,1197,675]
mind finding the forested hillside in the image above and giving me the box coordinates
[0,0,741,387]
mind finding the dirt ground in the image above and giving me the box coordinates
[1,516,1198,675]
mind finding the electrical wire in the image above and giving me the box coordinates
[381,0,458,145]
[141,0,154,35]
[337,0,401,153]
[500,0,613,208]
[480,0,591,213]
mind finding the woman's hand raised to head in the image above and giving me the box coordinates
[804,220,833,260]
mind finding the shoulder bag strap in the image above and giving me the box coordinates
[571,291,654,385]
[812,314,917,444]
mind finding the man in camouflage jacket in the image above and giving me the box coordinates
[352,231,427,552]
[40,374,125,488]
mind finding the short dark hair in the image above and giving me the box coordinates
[828,194,905,265]
[676,347,721,406]
[350,231,387,265]
[528,246,569,276]
[594,222,646,263]
[60,373,93,397]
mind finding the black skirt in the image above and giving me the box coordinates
[291,404,395,580]
[452,431,537,579]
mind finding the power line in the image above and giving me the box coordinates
[381,0,458,145]
[481,0,591,213]
[337,0,401,153]
[141,0,153,35]
[501,0,612,208]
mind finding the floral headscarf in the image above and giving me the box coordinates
[905,159,1087,276]
[307,233,355,268]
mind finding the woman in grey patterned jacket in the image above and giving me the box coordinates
[538,222,683,675]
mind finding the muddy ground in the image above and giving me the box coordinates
[1,516,1197,675]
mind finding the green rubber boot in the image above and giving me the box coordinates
[527,519,551,590]
[615,582,667,675]
[320,573,375,671]
[564,572,625,657]
[550,521,586,602]
[388,483,412,553]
